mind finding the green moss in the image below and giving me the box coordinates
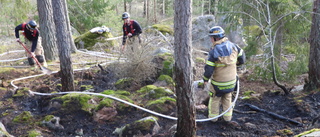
[43,115,55,122]
[13,111,33,123]
[115,90,131,96]
[137,85,158,94]
[157,75,174,86]
[27,129,41,137]
[53,93,95,113]
[152,24,174,35]
[13,87,30,97]
[99,90,132,111]
[147,97,176,106]
[80,85,93,90]
[295,128,320,137]
[115,78,133,89]
[101,90,115,95]
[149,87,173,99]
[0,67,15,73]
[96,98,114,110]
[146,97,176,113]
[134,116,158,130]
[157,53,175,77]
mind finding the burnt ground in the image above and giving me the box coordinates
[0,50,319,137]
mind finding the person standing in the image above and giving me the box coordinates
[15,20,47,67]
[203,26,245,123]
[121,12,142,51]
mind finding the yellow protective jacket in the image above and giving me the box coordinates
[203,38,245,97]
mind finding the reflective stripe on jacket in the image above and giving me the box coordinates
[203,37,245,96]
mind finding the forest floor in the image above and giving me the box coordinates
[0,40,320,137]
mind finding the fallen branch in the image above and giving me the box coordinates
[245,103,303,126]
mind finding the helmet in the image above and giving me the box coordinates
[208,26,225,38]
[27,20,37,30]
[122,12,130,19]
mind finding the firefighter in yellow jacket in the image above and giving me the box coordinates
[203,26,245,122]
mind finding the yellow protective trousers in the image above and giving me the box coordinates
[25,37,47,67]
[208,88,233,122]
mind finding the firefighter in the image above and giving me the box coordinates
[121,12,142,51]
[203,26,245,123]
[15,20,47,67]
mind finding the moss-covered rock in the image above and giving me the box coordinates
[114,116,160,137]
[157,74,175,87]
[146,97,176,114]
[152,24,174,35]
[137,85,174,99]
[13,87,30,97]
[115,78,133,90]
[74,30,116,51]
[52,93,96,113]
[157,53,174,77]
[13,111,33,123]
[99,90,134,111]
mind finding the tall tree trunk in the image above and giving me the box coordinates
[308,0,320,89]
[144,0,147,17]
[37,0,58,61]
[154,0,157,23]
[162,0,165,16]
[62,0,77,53]
[213,0,219,21]
[52,0,75,91]
[201,0,204,16]
[124,0,127,11]
[174,0,196,136]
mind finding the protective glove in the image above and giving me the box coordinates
[16,38,20,42]
[30,52,36,57]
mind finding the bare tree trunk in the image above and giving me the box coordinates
[52,0,75,91]
[37,0,58,61]
[154,0,157,23]
[208,0,211,14]
[201,0,204,16]
[174,0,196,136]
[307,0,320,90]
[144,0,147,17]
[62,0,77,53]
[162,0,165,16]
[124,0,127,11]
[213,0,219,21]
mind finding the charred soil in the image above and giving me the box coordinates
[0,51,319,137]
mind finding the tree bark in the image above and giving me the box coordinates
[62,0,77,53]
[52,0,75,91]
[124,0,127,12]
[308,0,320,89]
[37,0,58,61]
[174,0,196,136]
[154,0,157,23]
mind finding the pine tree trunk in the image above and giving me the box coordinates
[174,0,196,136]
[62,0,77,53]
[37,0,58,61]
[308,0,320,89]
[52,0,75,91]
